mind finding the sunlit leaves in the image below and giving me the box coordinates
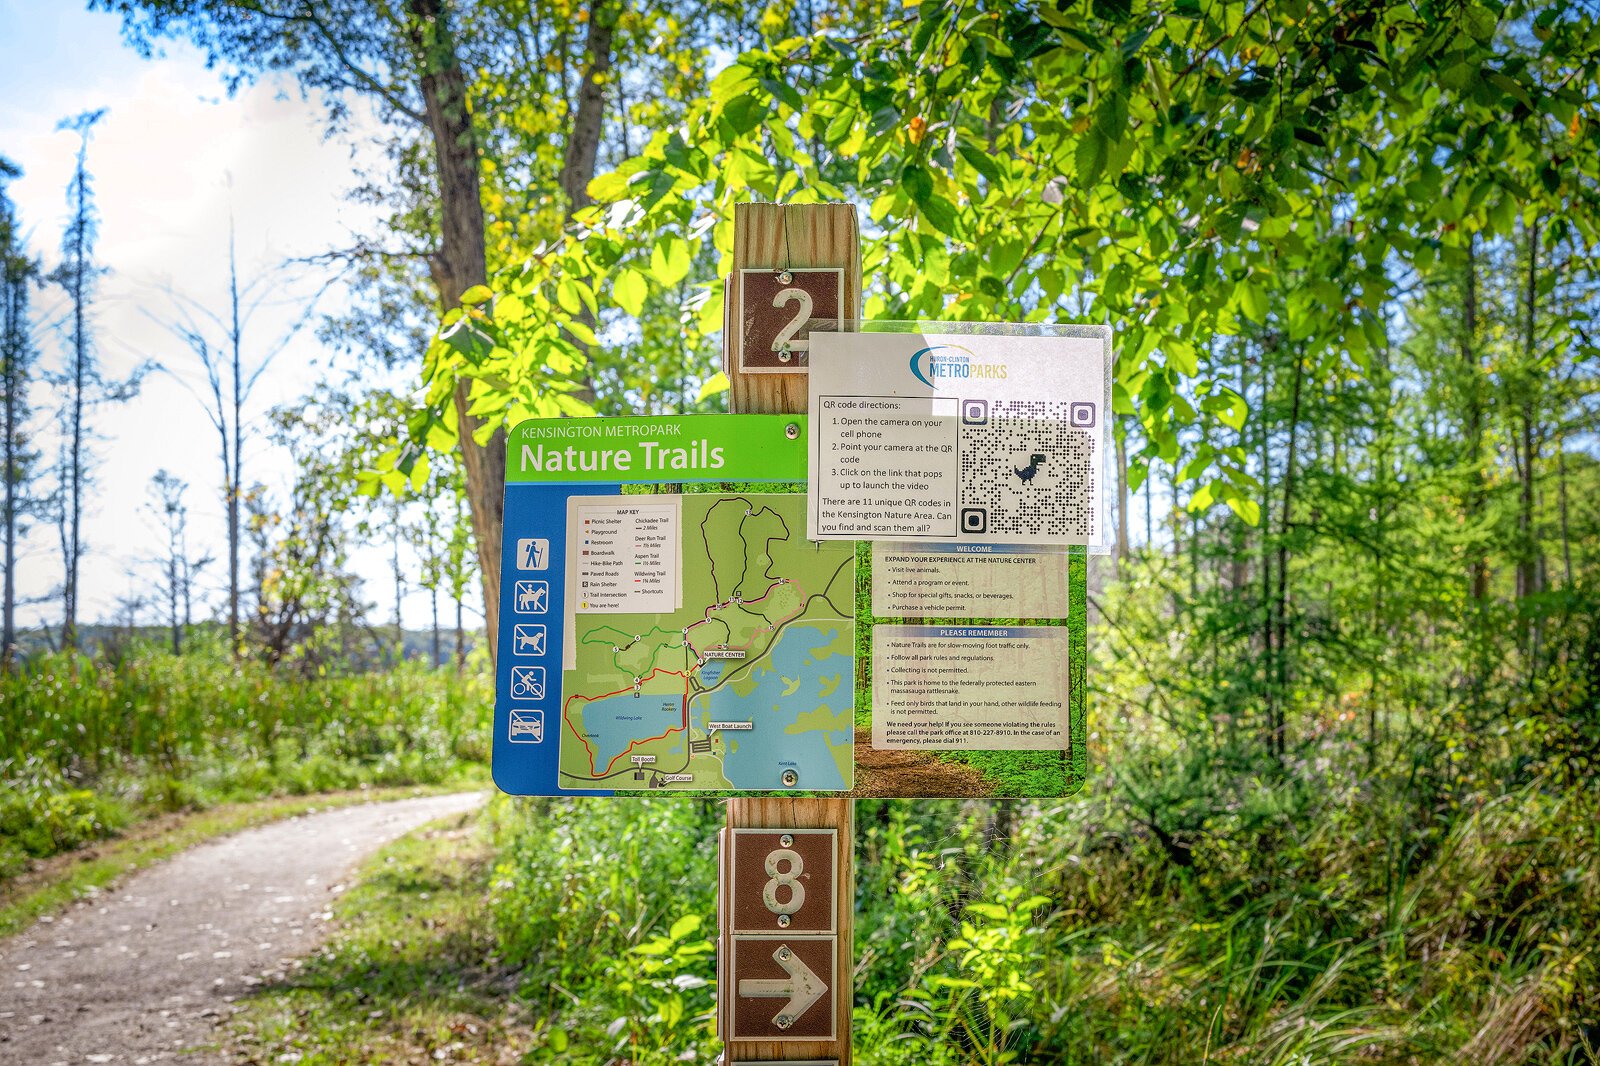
[612,268,647,316]
[408,0,1600,528]
[648,234,690,288]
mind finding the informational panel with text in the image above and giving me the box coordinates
[807,328,1111,547]
[493,415,856,797]
[494,406,1089,798]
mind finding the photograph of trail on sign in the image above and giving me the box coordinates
[558,494,855,791]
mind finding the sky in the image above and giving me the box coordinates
[0,2,476,635]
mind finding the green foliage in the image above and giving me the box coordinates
[913,885,1054,1065]
[240,706,1600,1064]
[0,778,127,880]
[413,0,1600,523]
[0,641,491,877]
[483,797,721,1063]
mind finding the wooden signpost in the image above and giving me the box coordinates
[490,198,1099,1059]
[717,202,860,1065]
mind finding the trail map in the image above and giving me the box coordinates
[557,493,855,791]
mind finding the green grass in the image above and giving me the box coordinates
[1,641,493,882]
[217,757,1600,1065]
[224,800,542,1065]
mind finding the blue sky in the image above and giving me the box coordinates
[0,1,462,633]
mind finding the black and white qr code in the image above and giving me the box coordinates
[956,399,1098,539]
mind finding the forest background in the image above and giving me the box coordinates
[3,1,1599,1063]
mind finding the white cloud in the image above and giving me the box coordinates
[2,5,467,636]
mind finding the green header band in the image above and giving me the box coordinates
[505,414,807,484]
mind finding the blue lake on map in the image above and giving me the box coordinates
[577,694,683,771]
[699,623,851,790]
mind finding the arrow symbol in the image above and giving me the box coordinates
[738,944,827,1028]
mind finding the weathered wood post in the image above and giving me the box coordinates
[717,202,859,1065]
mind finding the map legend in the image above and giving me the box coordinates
[571,500,681,613]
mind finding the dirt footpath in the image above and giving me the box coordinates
[0,791,485,1065]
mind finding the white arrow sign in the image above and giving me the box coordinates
[737,944,827,1028]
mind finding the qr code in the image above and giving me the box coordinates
[957,399,1097,539]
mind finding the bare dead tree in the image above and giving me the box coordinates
[49,112,147,653]
[153,219,326,657]
[147,470,210,656]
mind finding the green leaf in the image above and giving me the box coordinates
[721,95,767,137]
[824,106,856,144]
[459,284,493,305]
[918,194,959,233]
[1211,387,1248,430]
[902,164,934,205]
[586,170,631,202]
[1239,282,1268,324]
[1226,495,1261,525]
[556,278,583,316]
[614,269,647,317]
[697,371,729,402]
[710,63,758,106]
[494,293,528,324]
[958,143,1003,184]
[696,289,724,334]
[650,235,691,288]
[564,318,598,347]
[1075,131,1109,187]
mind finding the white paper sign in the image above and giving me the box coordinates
[807,330,1109,546]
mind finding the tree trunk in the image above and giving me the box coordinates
[64,158,89,653]
[454,591,465,673]
[1114,423,1130,571]
[430,584,441,668]
[1273,347,1305,761]
[2,259,18,669]
[1231,342,1249,595]
[1144,446,1153,546]
[560,0,617,407]
[1462,236,1488,603]
[228,228,243,658]
[1557,434,1572,587]
[559,0,615,216]
[1257,340,1275,753]
[410,0,505,662]
[168,553,181,656]
[1516,216,1541,610]
[392,517,405,664]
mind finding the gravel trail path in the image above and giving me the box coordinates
[0,791,485,1065]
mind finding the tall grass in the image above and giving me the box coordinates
[0,639,491,880]
[467,714,1599,1064]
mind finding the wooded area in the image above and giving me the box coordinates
[3,1,1599,1062]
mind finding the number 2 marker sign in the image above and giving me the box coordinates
[737,267,844,373]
